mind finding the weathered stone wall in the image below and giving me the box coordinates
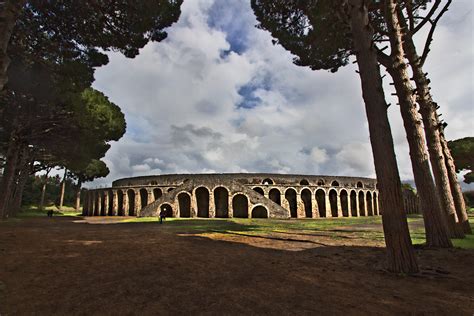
[83,173,379,219]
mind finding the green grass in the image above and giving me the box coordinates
[17,205,82,217]
[122,216,383,237]
[7,208,474,249]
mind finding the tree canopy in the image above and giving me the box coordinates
[448,137,474,184]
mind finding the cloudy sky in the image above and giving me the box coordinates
[89,0,473,188]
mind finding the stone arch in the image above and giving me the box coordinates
[251,205,268,218]
[331,180,339,187]
[359,191,366,216]
[153,188,162,201]
[139,188,148,210]
[117,190,124,216]
[300,179,309,185]
[329,189,338,217]
[285,188,297,218]
[301,188,312,218]
[340,189,349,217]
[232,194,248,218]
[317,179,325,186]
[167,187,174,192]
[316,189,326,217]
[373,192,378,215]
[357,181,364,188]
[108,190,114,216]
[269,188,281,205]
[127,189,136,216]
[178,192,191,218]
[214,187,229,218]
[196,187,210,218]
[160,203,173,217]
[366,191,373,216]
[350,190,357,216]
[253,187,264,195]
[262,178,274,185]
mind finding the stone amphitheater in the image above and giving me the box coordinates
[83,174,380,219]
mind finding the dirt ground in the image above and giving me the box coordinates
[1,216,473,315]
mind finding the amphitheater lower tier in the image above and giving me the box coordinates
[83,173,380,219]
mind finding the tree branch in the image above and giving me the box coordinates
[412,0,441,34]
[420,0,452,66]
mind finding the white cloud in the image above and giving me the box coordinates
[87,0,473,190]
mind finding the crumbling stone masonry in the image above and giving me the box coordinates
[83,173,380,219]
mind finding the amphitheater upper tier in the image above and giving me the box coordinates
[83,173,379,219]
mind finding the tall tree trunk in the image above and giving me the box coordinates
[10,147,31,216]
[0,0,26,91]
[39,168,51,211]
[0,134,21,219]
[348,0,418,273]
[440,130,472,234]
[381,1,452,248]
[59,168,67,211]
[75,179,82,212]
[399,13,465,238]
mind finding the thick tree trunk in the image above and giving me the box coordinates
[0,0,26,91]
[440,131,472,234]
[382,1,452,248]
[59,169,67,211]
[400,17,465,239]
[75,179,82,212]
[348,0,418,273]
[0,136,21,219]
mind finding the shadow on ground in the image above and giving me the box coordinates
[0,216,473,315]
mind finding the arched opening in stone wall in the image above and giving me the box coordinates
[196,187,209,218]
[317,179,325,186]
[350,190,357,216]
[340,190,349,217]
[101,192,107,216]
[178,193,191,218]
[300,179,309,185]
[357,181,364,188]
[262,178,273,185]
[214,187,229,218]
[167,187,174,192]
[153,188,162,201]
[331,180,339,187]
[252,205,268,218]
[117,190,124,216]
[127,190,136,216]
[269,188,281,205]
[160,203,173,217]
[232,194,248,218]
[366,191,373,216]
[316,189,326,217]
[140,188,148,210]
[285,188,297,218]
[253,187,264,195]
[359,191,366,216]
[373,193,378,215]
[301,189,312,218]
[150,181,158,185]
[329,189,338,217]
[108,190,113,216]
